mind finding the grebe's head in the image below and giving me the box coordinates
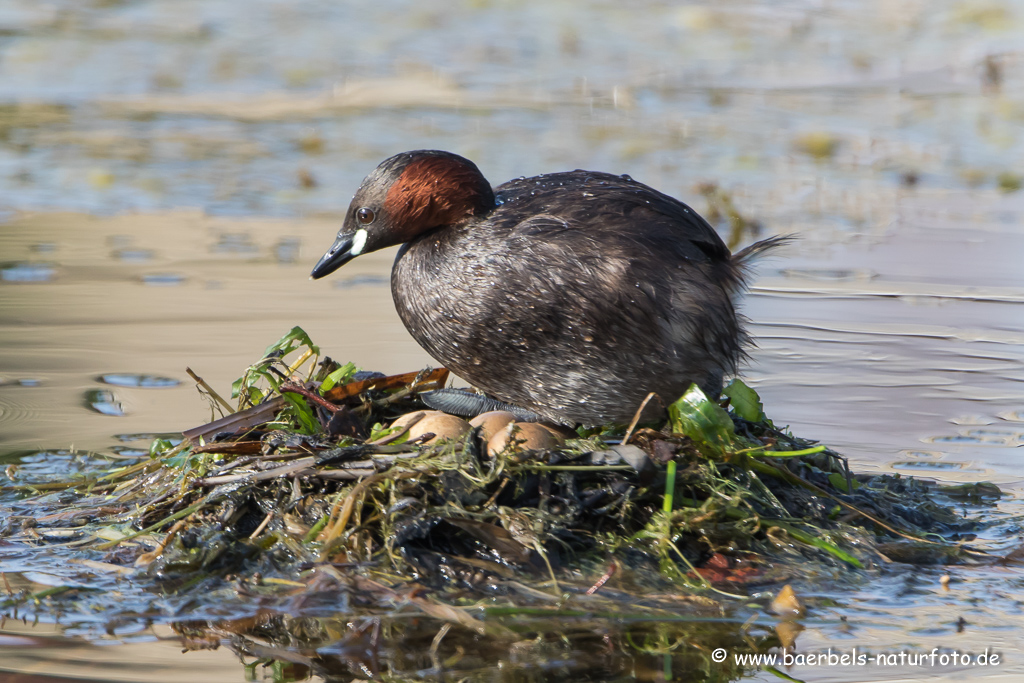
[310,150,495,279]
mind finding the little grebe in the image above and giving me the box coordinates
[311,150,783,426]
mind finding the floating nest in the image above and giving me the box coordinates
[0,327,1004,680]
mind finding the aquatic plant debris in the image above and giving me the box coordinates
[0,327,1007,678]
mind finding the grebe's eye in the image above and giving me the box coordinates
[356,207,375,224]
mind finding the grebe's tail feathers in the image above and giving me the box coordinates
[732,233,794,266]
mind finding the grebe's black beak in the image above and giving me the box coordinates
[310,231,360,280]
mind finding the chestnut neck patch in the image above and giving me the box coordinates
[384,155,495,239]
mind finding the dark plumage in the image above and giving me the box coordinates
[311,150,783,426]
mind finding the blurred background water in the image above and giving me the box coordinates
[2,0,1024,681]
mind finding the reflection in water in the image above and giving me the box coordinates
[2,449,121,484]
[98,373,181,388]
[924,432,1019,446]
[84,389,125,416]
[0,378,43,387]
[114,432,183,444]
[112,248,155,263]
[1,262,56,282]
[108,446,148,458]
[211,233,260,256]
[899,450,943,459]
[891,461,969,471]
[141,273,186,286]
[172,613,768,682]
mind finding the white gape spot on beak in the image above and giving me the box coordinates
[350,229,368,256]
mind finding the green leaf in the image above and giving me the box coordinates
[281,392,319,435]
[753,445,826,458]
[320,362,357,393]
[769,521,863,568]
[667,384,737,456]
[765,665,807,683]
[245,386,264,405]
[163,446,200,471]
[368,422,406,443]
[663,460,677,513]
[231,371,271,402]
[828,472,859,493]
[229,327,321,409]
[230,376,244,400]
[148,438,174,457]
[723,378,768,423]
[264,325,319,358]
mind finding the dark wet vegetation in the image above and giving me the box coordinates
[1,328,1011,681]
